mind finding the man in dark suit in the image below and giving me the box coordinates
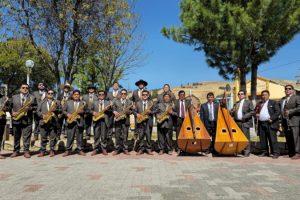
[256,90,281,159]
[10,83,37,158]
[200,92,218,154]
[112,89,133,155]
[156,93,177,155]
[0,91,9,159]
[62,90,86,157]
[90,90,112,156]
[82,85,97,140]
[36,89,61,157]
[57,82,73,139]
[106,82,121,146]
[133,90,154,155]
[174,90,192,153]
[280,85,300,159]
[32,82,47,141]
[231,90,255,156]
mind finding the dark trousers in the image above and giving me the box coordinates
[93,120,107,151]
[13,123,32,152]
[84,114,93,136]
[175,117,184,150]
[283,119,300,155]
[33,113,40,136]
[0,124,5,152]
[236,121,251,155]
[206,121,216,152]
[115,120,129,151]
[39,124,57,152]
[136,121,151,151]
[107,115,114,141]
[259,121,280,155]
[157,127,173,152]
[66,124,83,151]
[57,117,65,137]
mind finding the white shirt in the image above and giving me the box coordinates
[237,99,245,120]
[259,100,270,121]
[208,102,214,121]
[47,100,53,111]
[113,90,118,97]
[20,94,29,104]
[99,100,104,111]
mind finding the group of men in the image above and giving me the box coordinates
[0,80,299,160]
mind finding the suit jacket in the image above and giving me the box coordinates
[232,99,255,128]
[90,100,112,126]
[131,89,152,103]
[37,98,61,126]
[156,102,177,129]
[33,90,47,105]
[0,96,9,124]
[63,100,86,127]
[258,99,280,129]
[157,92,176,104]
[133,100,154,126]
[174,99,192,119]
[280,95,300,126]
[82,93,98,109]
[200,102,219,129]
[10,93,37,125]
[113,98,133,125]
[106,90,121,102]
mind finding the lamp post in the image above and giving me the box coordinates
[25,60,34,85]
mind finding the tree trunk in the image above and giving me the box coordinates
[250,63,258,101]
[239,67,247,93]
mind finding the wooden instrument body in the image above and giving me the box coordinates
[177,108,211,153]
[215,106,249,154]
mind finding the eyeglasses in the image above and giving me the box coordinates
[285,87,292,90]
[142,94,148,96]
[121,93,127,95]
[48,92,54,95]
[99,93,105,96]
[22,87,29,89]
[238,93,244,95]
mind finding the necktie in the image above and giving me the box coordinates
[99,101,103,112]
[181,100,185,118]
[89,95,93,103]
[143,102,146,112]
[21,97,25,106]
[209,103,213,121]
[48,100,52,111]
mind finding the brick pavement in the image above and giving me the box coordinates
[0,150,299,200]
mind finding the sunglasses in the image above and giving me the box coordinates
[238,93,244,95]
[142,94,148,96]
[99,93,105,96]
[285,87,292,90]
[121,93,127,95]
[22,87,29,89]
[48,92,54,95]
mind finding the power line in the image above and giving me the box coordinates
[259,59,300,73]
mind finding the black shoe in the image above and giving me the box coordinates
[258,153,269,157]
[272,154,279,159]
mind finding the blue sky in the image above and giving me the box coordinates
[119,0,300,91]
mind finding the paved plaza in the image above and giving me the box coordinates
[0,149,299,200]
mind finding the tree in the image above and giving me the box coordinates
[0,38,55,96]
[162,0,300,99]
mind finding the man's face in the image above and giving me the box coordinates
[20,84,29,95]
[163,95,170,103]
[285,86,293,96]
[238,91,245,100]
[207,95,214,103]
[163,85,169,93]
[88,88,95,94]
[38,83,45,90]
[64,87,69,92]
[261,92,269,101]
[73,92,80,100]
[112,83,119,90]
[98,92,105,100]
[142,92,149,101]
[47,91,54,99]
[121,91,127,99]
[138,83,145,89]
[179,92,185,100]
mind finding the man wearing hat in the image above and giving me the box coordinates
[82,85,97,140]
[131,79,151,103]
[57,81,73,139]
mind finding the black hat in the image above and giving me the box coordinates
[87,85,96,90]
[135,79,148,87]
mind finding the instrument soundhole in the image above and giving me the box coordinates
[232,129,236,133]
[187,127,191,130]
[222,129,227,133]
[196,127,200,130]
[192,141,197,145]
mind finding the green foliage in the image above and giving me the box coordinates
[0,38,55,95]
[162,0,300,97]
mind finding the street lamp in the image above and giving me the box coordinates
[25,60,34,85]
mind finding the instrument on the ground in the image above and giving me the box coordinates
[214,92,249,154]
[177,105,211,153]
[137,103,154,124]
[66,103,85,124]
[156,104,173,124]
[93,103,112,122]
[0,97,8,118]
[115,104,133,122]
[43,101,57,124]
[12,98,33,121]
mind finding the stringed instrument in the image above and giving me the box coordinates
[214,91,249,155]
[177,105,211,153]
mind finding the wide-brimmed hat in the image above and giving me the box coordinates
[135,79,148,87]
[60,82,73,90]
[87,85,96,90]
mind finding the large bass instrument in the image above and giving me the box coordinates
[66,103,85,124]
[43,101,57,124]
[92,103,112,122]
[136,102,154,124]
[12,97,33,121]
[177,105,211,153]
